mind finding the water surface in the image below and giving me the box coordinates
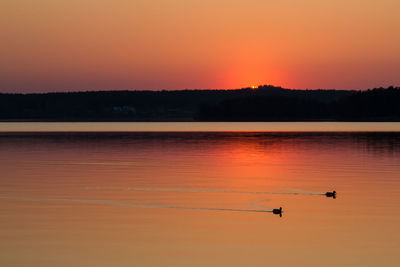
[1,121,400,132]
[1,131,400,266]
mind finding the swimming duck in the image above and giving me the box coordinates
[325,191,336,198]
[273,207,283,217]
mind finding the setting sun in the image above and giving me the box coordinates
[1,1,400,267]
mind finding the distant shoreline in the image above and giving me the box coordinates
[1,86,399,122]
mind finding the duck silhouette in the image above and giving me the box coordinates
[273,207,283,217]
[325,191,336,199]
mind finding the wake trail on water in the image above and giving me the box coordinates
[0,197,273,213]
[86,186,323,196]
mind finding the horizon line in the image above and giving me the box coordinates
[1,84,399,95]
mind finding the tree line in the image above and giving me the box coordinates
[0,86,399,121]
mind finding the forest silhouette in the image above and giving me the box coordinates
[1,86,399,121]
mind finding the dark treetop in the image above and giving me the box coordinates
[1,85,399,121]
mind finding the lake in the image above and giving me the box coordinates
[1,121,400,132]
[0,123,400,266]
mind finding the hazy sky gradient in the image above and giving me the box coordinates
[1,0,399,92]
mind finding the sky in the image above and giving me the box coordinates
[1,0,399,93]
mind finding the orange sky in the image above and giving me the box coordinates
[1,0,399,92]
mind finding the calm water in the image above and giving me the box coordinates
[1,121,400,132]
[1,128,400,266]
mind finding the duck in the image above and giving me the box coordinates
[325,191,336,198]
[273,207,283,217]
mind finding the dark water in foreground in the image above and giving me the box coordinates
[1,132,400,266]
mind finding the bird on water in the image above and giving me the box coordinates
[325,191,337,198]
[273,207,283,217]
